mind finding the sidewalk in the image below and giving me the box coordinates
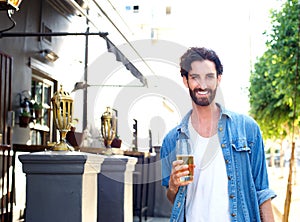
[268,166,300,222]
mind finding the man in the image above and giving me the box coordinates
[160,47,276,221]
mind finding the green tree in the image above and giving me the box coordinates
[249,1,300,221]
[249,0,300,139]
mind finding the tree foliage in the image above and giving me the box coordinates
[249,0,300,140]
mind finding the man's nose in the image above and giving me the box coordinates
[195,77,207,88]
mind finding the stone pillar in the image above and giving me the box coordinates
[97,155,137,222]
[19,151,104,222]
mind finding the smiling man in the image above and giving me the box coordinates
[160,47,276,222]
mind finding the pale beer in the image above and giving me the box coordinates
[176,154,194,182]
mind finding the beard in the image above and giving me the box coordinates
[189,86,217,106]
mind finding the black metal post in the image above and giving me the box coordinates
[83,10,89,131]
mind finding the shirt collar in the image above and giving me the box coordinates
[176,103,233,137]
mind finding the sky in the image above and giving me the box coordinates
[120,0,281,114]
[74,0,283,149]
[98,0,282,114]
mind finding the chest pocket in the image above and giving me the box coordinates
[231,138,251,153]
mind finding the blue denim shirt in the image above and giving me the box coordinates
[160,105,276,222]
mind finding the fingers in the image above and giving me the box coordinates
[172,160,189,174]
[169,160,192,188]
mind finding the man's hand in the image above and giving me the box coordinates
[167,159,194,203]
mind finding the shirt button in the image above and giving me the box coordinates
[219,127,223,132]
[177,202,181,208]
[229,194,235,198]
[231,213,236,217]
[221,144,226,148]
[225,159,229,164]
[228,176,232,180]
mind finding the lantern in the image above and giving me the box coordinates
[101,107,116,155]
[51,85,74,151]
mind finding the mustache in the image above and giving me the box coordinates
[193,88,211,93]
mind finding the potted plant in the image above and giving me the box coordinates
[33,102,43,119]
[19,111,31,127]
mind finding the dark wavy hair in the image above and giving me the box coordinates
[180,47,223,78]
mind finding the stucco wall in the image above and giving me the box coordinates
[0,0,91,144]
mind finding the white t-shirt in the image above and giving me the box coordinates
[186,119,230,222]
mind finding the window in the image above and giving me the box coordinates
[30,73,56,145]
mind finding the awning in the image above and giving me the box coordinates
[0,31,148,87]
[104,36,147,87]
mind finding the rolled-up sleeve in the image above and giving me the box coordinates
[257,188,277,206]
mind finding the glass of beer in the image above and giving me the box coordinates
[176,138,194,182]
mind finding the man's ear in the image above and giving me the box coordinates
[217,74,222,85]
[182,76,189,88]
